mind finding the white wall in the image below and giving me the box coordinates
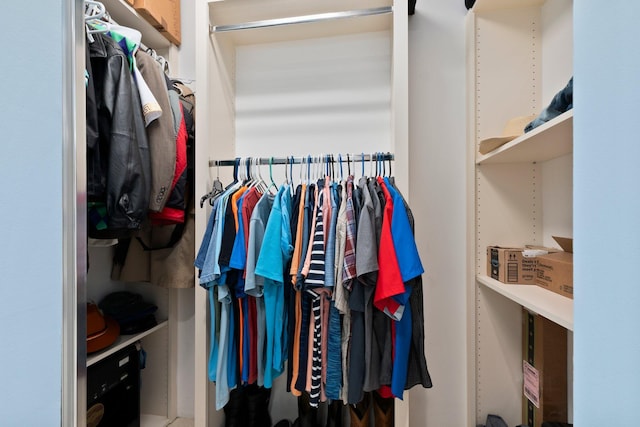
[408,2,469,426]
[235,32,392,161]
[573,2,640,425]
[0,1,65,425]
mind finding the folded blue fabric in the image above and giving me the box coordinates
[525,77,573,132]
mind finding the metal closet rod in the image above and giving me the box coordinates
[209,6,393,33]
[209,153,394,167]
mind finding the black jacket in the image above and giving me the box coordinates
[87,34,150,237]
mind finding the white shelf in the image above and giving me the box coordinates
[141,414,171,427]
[102,0,172,49]
[87,320,168,366]
[477,110,573,165]
[477,275,573,330]
[209,0,393,45]
[472,0,544,13]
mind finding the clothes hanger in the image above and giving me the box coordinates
[84,0,105,22]
[324,154,329,179]
[370,152,376,177]
[252,158,266,193]
[245,158,252,183]
[84,0,109,41]
[330,154,336,182]
[284,156,290,184]
[290,156,294,186]
[268,157,278,193]
[382,152,387,177]
[299,156,304,186]
[199,161,225,208]
[226,157,239,189]
[338,154,344,182]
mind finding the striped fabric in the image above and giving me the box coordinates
[308,289,323,407]
[305,193,326,287]
[342,177,357,290]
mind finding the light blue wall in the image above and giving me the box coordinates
[0,2,64,425]
[574,2,640,425]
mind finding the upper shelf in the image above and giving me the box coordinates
[101,0,171,49]
[471,0,544,13]
[209,0,394,45]
[478,275,573,330]
[476,110,573,165]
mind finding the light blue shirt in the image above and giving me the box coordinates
[255,185,293,387]
[215,284,232,410]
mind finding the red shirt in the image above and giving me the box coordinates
[373,177,405,319]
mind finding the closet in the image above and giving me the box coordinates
[193,0,410,425]
[82,0,184,425]
[466,0,573,425]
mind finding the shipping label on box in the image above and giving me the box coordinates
[487,246,537,284]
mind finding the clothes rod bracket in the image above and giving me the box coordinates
[209,6,393,33]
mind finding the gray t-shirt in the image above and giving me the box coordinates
[244,192,274,386]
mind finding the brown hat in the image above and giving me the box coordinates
[87,302,120,354]
[478,115,537,154]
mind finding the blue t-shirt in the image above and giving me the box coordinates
[384,177,424,282]
[195,197,218,272]
[255,185,293,387]
[255,185,294,282]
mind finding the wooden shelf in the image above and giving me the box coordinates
[102,0,172,49]
[87,320,168,367]
[478,275,573,330]
[477,110,573,165]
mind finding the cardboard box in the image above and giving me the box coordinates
[134,0,181,46]
[125,0,135,6]
[534,236,573,299]
[487,246,538,284]
[522,309,568,427]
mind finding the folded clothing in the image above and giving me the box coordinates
[99,291,158,335]
[525,77,573,132]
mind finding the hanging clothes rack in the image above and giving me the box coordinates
[208,152,393,168]
[209,6,393,33]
